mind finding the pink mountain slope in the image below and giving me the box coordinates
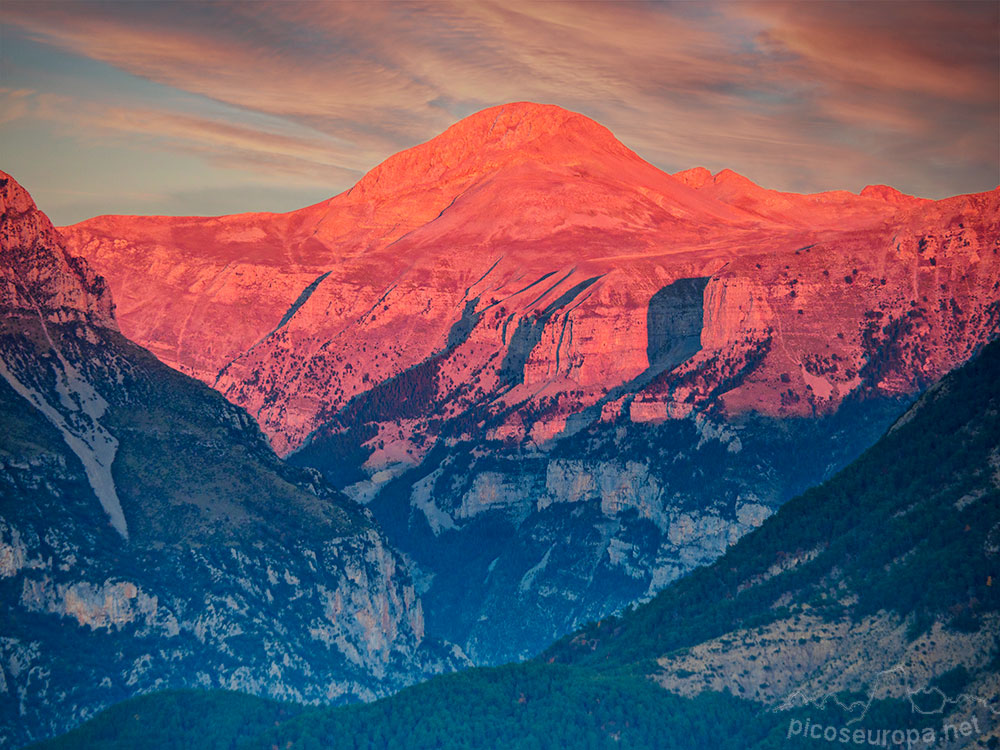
[60,103,1000,464]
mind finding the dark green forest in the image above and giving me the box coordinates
[31,669,964,750]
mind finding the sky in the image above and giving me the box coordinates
[1,1,997,226]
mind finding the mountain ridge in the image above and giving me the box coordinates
[54,103,1000,663]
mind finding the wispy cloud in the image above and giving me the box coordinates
[2,0,996,219]
[49,96,366,181]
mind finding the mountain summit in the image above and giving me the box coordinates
[1,172,116,328]
[349,102,646,201]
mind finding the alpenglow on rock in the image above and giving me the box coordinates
[60,103,1000,662]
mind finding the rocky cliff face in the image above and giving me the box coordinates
[1,175,115,329]
[0,173,461,748]
[554,339,1000,747]
[59,103,1000,663]
[343,400,906,663]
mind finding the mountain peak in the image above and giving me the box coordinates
[1,169,35,214]
[860,184,925,205]
[672,167,764,195]
[672,166,714,189]
[712,168,757,188]
[1,170,116,328]
[349,102,642,202]
[2,170,57,249]
[440,102,621,147]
